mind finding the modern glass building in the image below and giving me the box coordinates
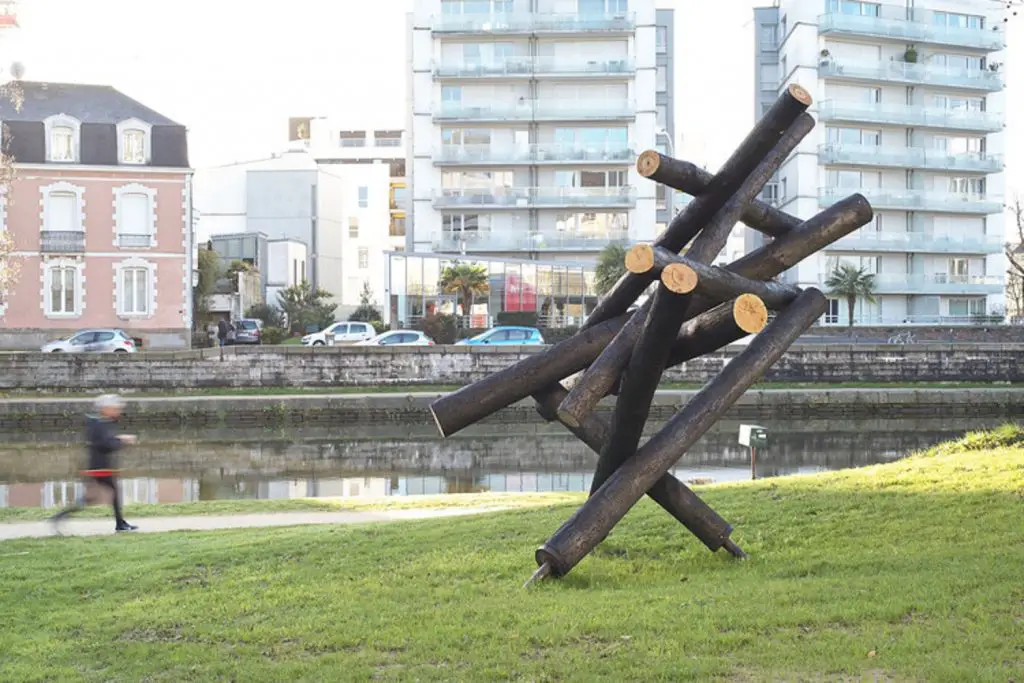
[383,251,598,327]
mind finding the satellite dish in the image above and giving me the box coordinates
[9,62,24,80]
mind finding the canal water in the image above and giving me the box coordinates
[0,417,1010,512]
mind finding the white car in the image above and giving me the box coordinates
[41,328,138,353]
[301,321,376,347]
[354,330,435,347]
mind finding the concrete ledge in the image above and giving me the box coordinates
[1,388,1021,431]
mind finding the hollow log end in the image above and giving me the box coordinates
[661,263,698,294]
[636,149,662,178]
[624,243,655,274]
[734,294,769,335]
[787,83,813,106]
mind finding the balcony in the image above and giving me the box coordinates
[118,234,153,248]
[433,100,634,123]
[819,60,1003,92]
[40,230,85,253]
[431,230,629,252]
[431,11,635,36]
[433,57,634,80]
[433,186,636,210]
[434,143,633,166]
[818,272,1003,295]
[818,188,1003,215]
[827,230,1003,255]
[818,100,1004,133]
[818,10,1006,51]
[818,144,1003,173]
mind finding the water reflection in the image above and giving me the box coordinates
[0,417,1007,511]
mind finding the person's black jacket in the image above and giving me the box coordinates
[85,415,123,471]
[217,319,229,340]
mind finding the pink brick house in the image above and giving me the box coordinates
[0,81,192,348]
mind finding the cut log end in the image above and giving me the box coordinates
[556,407,582,430]
[624,243,656,274]
[661,263,698,294]
[636,149,661,178]
[787,83,813,106]
[733,294,769,335]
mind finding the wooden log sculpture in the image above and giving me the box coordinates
[425,83,877,584]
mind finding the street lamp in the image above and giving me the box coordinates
[656,128,675,157]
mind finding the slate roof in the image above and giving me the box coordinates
[0,81,179,125]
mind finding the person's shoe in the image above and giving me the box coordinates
[115,522,138,533]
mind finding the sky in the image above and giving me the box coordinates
[5,0,1023,194]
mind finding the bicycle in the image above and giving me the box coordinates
[887,331,917,344]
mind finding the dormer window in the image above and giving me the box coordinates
[116,118,152,165]
[43,114,81,163]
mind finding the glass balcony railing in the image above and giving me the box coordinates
[818,100,1004,133]
[433,186,636,209]
[818,188,1003,215]
[434,57,634,78]
[818,11,1006,51]
[819,60,1003,92]
[433,100,634,121]
[431,230,630,252]
[435,143,633,165]
[828,230,1003,254]
[432,11,635,34]
[40,230,85,253]
[818,272,1003,295]
[818,144,1004,173]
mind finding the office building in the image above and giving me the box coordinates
[654,7,676,229]
[755,0,1008,325]
[408,0,660,262]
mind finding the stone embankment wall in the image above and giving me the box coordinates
[0,344,1021,392]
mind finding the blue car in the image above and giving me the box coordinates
[456,326,546,346]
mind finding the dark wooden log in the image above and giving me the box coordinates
[431,195,872,437]
[533,289,830,580]
[558,113,814,427]
[533,384,746,556]
[648,246,802,310]
[582,84,812,330]
[590,265,703,495]
[642,158,802,239]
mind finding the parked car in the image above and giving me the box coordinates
[355,330,435,347]
[41,329,137,354]
[455,326,545,346]
[301,321,376,347]
[232,318,263,345]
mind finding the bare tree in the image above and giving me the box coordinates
[1006,198,1024,323]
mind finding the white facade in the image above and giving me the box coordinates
[266,238,308,308]
[757,0,1009,325]
[408,0,659,263]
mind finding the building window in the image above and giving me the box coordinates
[349,217,359,238]
[656,26,667,53]
[340,131,367,148]
[116,118,152,165]
[114,184,157,248]
[780,178,787,199]
[375,130,402,147]
[390,216,406,237]
[358,247,369,269]
[358,186,369,208]
[656,105,667,129]
[762,183,779,204]
[120,267,150,315]
[759,24,776,50]
[44,115,81,163]
[42,182,86,238]
[47,264,79,315]
[825,299,840,324]
[656,184,667,210]
[656,65,667,91]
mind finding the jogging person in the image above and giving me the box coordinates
[51,394,138,533]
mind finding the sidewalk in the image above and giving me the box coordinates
[0,507,503,541]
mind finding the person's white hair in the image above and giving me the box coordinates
[93,394,125,411]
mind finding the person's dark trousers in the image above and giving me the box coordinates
[52,475,127,527]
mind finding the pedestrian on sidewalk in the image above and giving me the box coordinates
[51,394,139,534]
[217,318,230,347]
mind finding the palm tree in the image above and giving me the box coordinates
[825,264,877,328]
[595,244,628,296]
[439,262,489,320]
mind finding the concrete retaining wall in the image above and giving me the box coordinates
[1,343,1023,391]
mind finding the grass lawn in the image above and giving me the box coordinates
[0,380,1014,400]
[1,428,1023,681]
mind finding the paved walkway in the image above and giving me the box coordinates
[0,507,503,541]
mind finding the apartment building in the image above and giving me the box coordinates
[288,117,408,252]
[0,81,193,348]
[408,0,660,262]
[755,0,1008,325]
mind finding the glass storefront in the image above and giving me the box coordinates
[385,251,598,328]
